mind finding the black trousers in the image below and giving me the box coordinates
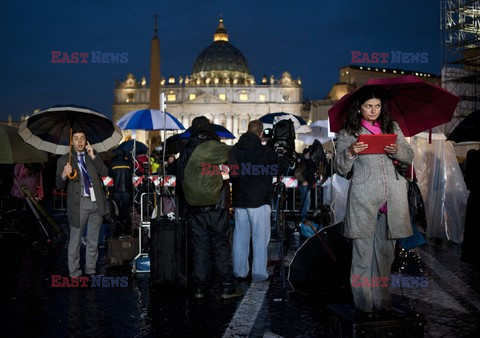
[112,192,132,232]
[188,209,235,288]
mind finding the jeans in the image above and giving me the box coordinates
[299,185,311,222]
[233,205,271,282]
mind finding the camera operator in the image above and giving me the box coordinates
[231,120,276,283]
[295,147,316,222]
[310,139,328,183]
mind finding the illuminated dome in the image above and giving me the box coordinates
[191,19,254,85]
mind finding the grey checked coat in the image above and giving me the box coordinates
[334,122,414,239]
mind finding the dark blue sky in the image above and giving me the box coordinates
[0,0,441,121]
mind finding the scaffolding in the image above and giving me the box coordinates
[441,0,480,135]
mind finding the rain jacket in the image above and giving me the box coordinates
[231,132,276,208]
[177,134,231,207]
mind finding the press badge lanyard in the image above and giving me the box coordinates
[78,153,96,201]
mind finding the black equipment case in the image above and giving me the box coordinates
[149,217,188,286]
[325,303,425,338]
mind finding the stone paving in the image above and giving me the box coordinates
[250,234,480,337]
[1,215,479,337]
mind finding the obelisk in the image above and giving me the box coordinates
[150,14,160,110]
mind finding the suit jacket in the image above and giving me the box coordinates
[56,150,108,228]
[334,122,414,239]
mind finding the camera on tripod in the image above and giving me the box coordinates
[264,119,297,175]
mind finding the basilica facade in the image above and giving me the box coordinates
[112,19,303,141]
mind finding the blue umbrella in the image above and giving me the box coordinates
[116,109,185,177]
[116,109,185,131]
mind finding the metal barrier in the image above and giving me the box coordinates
[132,192,154,274]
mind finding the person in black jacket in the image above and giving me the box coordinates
[231,120,277,282]
[109,148,133,235]
[177,116,242,299]
[461,149,480,264]
[297,148,316,222]
[165,155,177,176]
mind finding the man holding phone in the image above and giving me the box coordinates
[56,129,109,278]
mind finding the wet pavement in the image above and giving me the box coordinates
[1,212,480,337]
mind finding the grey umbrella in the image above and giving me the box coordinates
[0,124,49,164]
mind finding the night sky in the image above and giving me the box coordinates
[1,0,441,122]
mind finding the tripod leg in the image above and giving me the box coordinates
[24,196,50,239]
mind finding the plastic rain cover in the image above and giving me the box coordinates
[409,131,469,243]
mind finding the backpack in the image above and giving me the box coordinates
[183,141,230,206]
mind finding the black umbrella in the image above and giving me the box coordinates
[288,223,352,295]
[165,124,236,154]
[117,140,148,156]
[18,105,122,155]
[447,110,480,143]
[165,133,188,154]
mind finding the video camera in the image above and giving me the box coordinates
[264,119,297,176]
[264,119,295,153]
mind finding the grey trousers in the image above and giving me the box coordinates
[350,213,395,312]
[68,197,103,277]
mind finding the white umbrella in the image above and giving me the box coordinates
[273,115,311,134]
[260,112,311,134]
[297,120,336,145]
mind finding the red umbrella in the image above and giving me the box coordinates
[328,76,460,137]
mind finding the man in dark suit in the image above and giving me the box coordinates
[56,129,109,278]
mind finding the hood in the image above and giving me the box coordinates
[236,132,261,150]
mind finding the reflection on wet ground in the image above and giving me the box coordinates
[0,219,241,337]
[1,212,480,337]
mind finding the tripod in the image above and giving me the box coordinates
[270,150,294,288]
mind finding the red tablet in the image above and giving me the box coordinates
[357,134,397,154]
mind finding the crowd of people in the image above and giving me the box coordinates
[3,91,478,313]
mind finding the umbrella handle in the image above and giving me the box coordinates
[68,167,77,180]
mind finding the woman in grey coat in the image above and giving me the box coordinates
[334,86,414,318]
